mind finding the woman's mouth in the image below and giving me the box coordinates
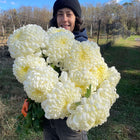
[61,25,70,29]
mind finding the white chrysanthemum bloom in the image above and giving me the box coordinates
[13,55,46,83]
[69,62,108,96]
[64,40,103,71]
[106,66,121,87]
[97,80,119,105]
[7,24,47,58]
[67,95,109,131]
[46,27,72,37]
[69,69,98,96]
[43,27,73,51]
[41,72,81,119]
[23,66,59,103]
[44,31,74,67]
[67,79,119,131]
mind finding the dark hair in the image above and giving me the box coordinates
[49,16,83,32]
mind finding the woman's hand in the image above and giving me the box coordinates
[21,99,29,117]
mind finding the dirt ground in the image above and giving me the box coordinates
[135,39,140,48]
[0,45,13,68]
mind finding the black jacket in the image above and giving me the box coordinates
[73,28,88,42]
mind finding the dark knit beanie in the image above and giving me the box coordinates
[53,0,81,18]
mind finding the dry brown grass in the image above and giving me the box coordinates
[0,100,6,120]
[0,45,43,139]
[0,96,24,139]
[0,35,140,140]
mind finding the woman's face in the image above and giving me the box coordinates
[57,8,76,32]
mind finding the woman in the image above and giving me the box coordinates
[22,0,88,139]
[49,0,88,42]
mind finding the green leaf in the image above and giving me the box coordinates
[22,111,32,128]
[15,98,45,133]
[37,109,44,119]
[75,101,81,106]
[84,84,91,98]
[28,103,32,111]
[50,63,55,69]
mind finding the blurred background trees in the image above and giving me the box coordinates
[0,0,140,43]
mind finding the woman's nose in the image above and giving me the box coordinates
[62,14,68,21]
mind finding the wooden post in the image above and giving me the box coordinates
[47,24,48,30]
[90,23,92,38]
[13,25,15,32]
[2,25,4,36]
[106,24,109,42]
[97,19,101,44]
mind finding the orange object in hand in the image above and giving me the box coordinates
[21,99,29,117]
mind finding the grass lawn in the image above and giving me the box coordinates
[0,35,140,140]
[88,35,140,140]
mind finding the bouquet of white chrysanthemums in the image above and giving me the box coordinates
[8,24,120,132]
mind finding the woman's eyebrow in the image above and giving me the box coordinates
[57,10,63,13]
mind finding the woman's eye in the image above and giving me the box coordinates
[67,14,72,16]
[57,13,63,16]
